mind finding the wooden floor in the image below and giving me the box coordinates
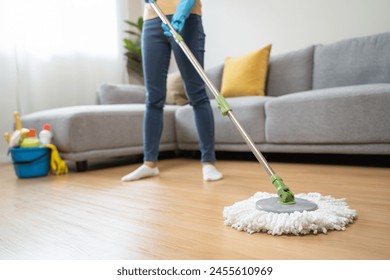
[0,156,389,260]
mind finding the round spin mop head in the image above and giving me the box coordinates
[223,192,357,235]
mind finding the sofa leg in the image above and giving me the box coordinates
[76,161,88,172]
[191,150,200,159]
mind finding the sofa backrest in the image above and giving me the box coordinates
[266,45,315,97]
[205,46,315,98]
[313,32,390,90]
[204,64,224,100]
[97,83,147,105]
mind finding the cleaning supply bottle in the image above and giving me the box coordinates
[39,124,53,145]
[20,128,40,148]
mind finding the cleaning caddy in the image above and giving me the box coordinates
[5,112,68,178]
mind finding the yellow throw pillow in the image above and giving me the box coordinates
[166,71,188,105]
[221,44,272,98]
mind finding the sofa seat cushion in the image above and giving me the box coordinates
[176,96,273,148]
[313,32,390,89]
[265,84,390,144]
[21,104,178,158]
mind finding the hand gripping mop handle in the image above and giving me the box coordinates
[150,2,295,204]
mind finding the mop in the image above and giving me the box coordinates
[150,2,357,235]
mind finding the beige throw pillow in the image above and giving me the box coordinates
[166,72,188,105]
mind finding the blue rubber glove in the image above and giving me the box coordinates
[144,0,155,3]
[162,0,195,37]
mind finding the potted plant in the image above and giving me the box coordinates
[123,17,144,84]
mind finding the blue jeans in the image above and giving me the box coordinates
[142,15,215,163]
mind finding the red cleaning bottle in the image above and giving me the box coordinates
[39,124,53,145]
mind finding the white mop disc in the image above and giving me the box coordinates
[223,192,357,235]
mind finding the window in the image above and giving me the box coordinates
[0,0,120,59]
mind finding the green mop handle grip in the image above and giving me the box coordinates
[271,174,295,205]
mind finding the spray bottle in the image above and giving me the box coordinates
[39,124,53,145]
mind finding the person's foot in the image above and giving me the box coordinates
[202,164,223,181]
[121,165,159,182]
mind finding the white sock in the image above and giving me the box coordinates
[121,165,159,182]
[202,165,223,182]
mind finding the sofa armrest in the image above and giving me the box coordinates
[97,83,146,105]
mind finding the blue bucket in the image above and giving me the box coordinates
[10,147,51,178]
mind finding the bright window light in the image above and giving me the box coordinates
[0,0,119,59]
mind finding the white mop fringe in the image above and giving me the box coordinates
[223,192,357,235]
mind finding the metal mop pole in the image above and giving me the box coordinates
[150,2,295,205]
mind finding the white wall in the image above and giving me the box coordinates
[130,0,144,24]
[202,0,390,67]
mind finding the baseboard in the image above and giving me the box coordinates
[213,151,390,168]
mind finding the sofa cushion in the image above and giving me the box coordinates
[166,71,188,105]
[176,96,273,148]
[265,84,390,144]
[204,64,224,100]
[313,32,390,89]
[21,104,178,158]
[266,45,315,97]
[220,45,272,98]
[97,83,146,104]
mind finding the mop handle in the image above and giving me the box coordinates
[149,2,275,177]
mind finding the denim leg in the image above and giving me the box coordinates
[142,18,172,162]
[171,15,216,163]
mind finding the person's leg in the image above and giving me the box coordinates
[122,18,171,182]
[171,15,222,181]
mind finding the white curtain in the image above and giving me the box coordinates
[0,0,137,159]
[0,0,131,114]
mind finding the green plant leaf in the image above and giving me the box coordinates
[124,16,144,78]
[124,20,139,29]
[125,30,141,37]
[137,17,144,31]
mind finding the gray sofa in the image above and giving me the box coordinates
[21,32,390,170]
